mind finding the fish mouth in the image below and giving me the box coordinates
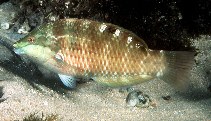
[13,41,30,49]
[13,43,18,48]
[13,42,28,55]
[13,48,25,55]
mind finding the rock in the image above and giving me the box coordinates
[1,22,10,30]
[126,90,152,108]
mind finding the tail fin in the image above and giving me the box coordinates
[160,51,195,90]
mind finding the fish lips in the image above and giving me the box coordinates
[13,48,25,55]
[13,43,26,55]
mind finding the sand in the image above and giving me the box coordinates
[0,65,211,120]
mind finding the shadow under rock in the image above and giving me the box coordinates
[0,86,6,103]
[176,85,211,101]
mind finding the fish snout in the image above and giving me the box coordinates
[13,48,25,55]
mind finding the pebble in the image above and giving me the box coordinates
[17,20,31,34]
[1,22,10,30]
[126,90,152,108]
[162,95,171,100]
[18,27,29,34]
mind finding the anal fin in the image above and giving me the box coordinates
[58,74,76,88]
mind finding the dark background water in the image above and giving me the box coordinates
[6,0,211,50]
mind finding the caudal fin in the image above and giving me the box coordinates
[160,51,195,90]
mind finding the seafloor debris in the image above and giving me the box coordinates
[1,22,10,30]
[126,90,153,108]
[9,0,106,30]
[23,112,59,121]
[17,20,30,34]
[119,87,134,93]
[162,95,171,101]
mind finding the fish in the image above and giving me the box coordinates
[13,18,195,89]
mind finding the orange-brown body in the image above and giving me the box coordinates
[14,18,194,88]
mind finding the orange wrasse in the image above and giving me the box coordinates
[13,18,195,89]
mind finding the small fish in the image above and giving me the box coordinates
[13,18,195,89]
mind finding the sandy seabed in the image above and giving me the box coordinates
[0,64,211,121]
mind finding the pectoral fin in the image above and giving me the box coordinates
[93,75,153,87]
[58,74,76,88]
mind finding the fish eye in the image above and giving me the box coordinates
[55,52,64,62]
[27,37,35,43]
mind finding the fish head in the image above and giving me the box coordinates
[13,26,78,88]
[13,24,58,52]
[13,25,64,73]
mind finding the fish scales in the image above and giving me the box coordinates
[51,19,164,77]
[13,18,194,88]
